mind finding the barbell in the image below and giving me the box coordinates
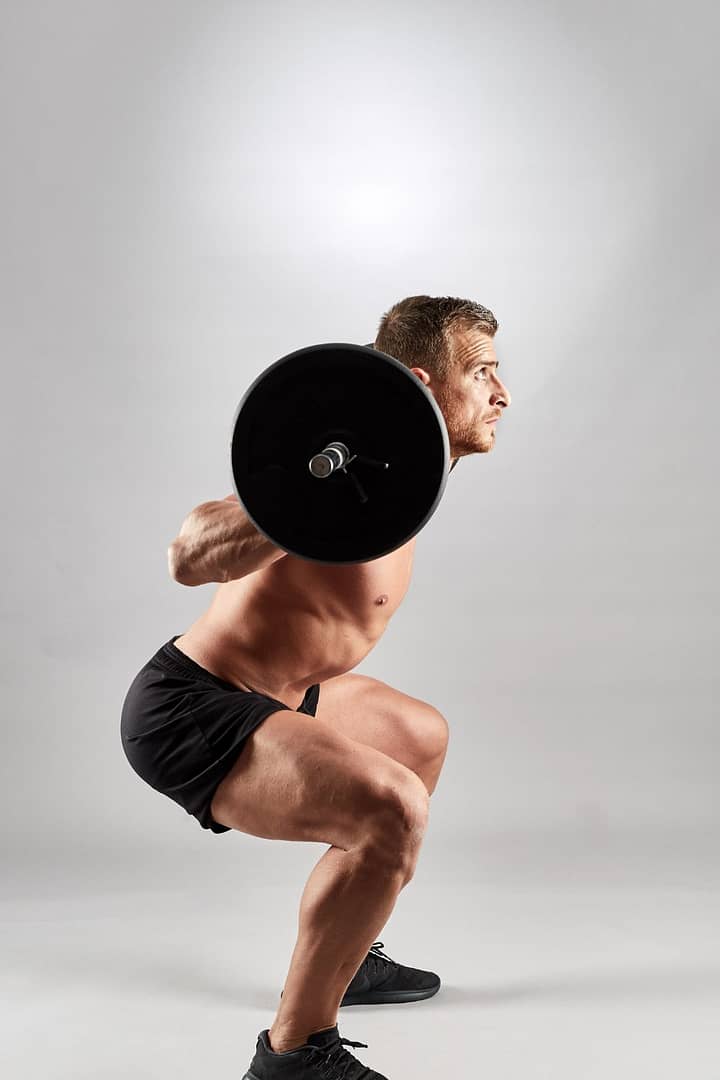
[230,342,450,564]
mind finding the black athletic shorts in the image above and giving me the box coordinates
[120,635,320,834]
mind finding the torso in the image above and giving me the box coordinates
[173,539,416,709]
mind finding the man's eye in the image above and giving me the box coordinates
[474,368,488,379]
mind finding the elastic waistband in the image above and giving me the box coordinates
[153,636,246,693]
[152,636,319,709]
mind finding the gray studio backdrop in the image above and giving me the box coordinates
[1,0,717,878]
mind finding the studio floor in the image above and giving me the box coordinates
[2,826,719,1079]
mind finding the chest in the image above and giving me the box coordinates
[280,540,415,618]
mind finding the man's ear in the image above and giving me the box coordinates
[410,366,432,387]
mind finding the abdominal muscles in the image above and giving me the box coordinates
[193,542,414,702]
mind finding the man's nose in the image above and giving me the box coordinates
[491,378,511,408]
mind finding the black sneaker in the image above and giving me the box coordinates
[241,1024,390,1079]
[279,942,441,1008]
[340,941,440,1006]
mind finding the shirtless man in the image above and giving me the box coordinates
[121,294,511,1079]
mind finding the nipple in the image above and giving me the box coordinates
[375,594,389,606]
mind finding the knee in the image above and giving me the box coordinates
[364,773,430,885]
[426,706,450,756]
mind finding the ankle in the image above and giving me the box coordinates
[268,1024,336,1055]
[268,1034,305,1055]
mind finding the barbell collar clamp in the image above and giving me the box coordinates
[308,441,352,478]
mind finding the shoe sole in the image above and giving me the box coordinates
[340,983,440,1006]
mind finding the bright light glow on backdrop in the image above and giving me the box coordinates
[132,0,667,401]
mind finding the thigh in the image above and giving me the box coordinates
[209,708,428,848]
[314,673,449,774]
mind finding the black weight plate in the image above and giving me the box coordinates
[230,343,449,563]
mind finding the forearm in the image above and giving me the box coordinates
[168,500,286,585]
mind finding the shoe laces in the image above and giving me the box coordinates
[308,1033,373,1080]
[364,941,398,981]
